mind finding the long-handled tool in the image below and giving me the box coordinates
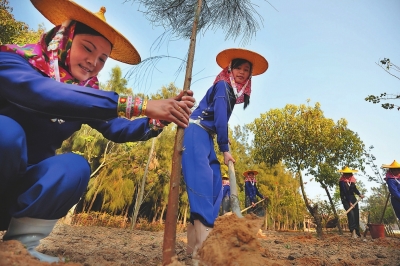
[364,192,391,237]
[228,160,243,218]
[326,198,362,228]
[224,198,266,216]
[239,198,266,213]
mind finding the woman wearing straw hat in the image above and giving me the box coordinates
[382,160,400,220]
[243,170,265,214]
[182,48,268,258]
[0,0,195,262]
[221,173,231,214]
[338,166,365,238]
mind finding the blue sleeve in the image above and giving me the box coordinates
[387,179,400,201]
[0,52,118,121]
[88,117,162,143]
[213,81,231,152]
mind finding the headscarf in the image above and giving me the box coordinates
[213,66,252,104]
[339,174,356,183]
[0,20,99,89]
[222,179,230,186]
[245,176,257,183]
[385,170,400,180]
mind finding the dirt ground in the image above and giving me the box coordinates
[1,214,400,266]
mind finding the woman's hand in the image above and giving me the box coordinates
[223,152,235,165]
[145,90,195,128]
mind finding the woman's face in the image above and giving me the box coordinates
[232,62,251,84]
[69,34,112,82]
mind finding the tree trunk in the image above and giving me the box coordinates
[183,204,188,226]
[159,203,166,225]
[152,202,158,223]
[86,178,104,213]
[162,0,203,265]
[132,138,156,229]
[264,211,268,230]
[297,170,323,237]
[322,184,343,234]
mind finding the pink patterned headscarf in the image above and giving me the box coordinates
[339,175,356,183]
[385,171,400,180]
[213,66,252,104]
[0,20,99,89]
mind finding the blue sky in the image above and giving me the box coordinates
[9,0,399,201]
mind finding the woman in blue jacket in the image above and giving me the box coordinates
[338,166,365,238]
[244,170,265,214]
[182,48,268,258]
[0,0,195,262]
[382,160,400,220]
[221,173,231,214]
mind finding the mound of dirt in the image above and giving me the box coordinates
[1,215,400,266]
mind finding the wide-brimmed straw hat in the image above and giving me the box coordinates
[216,48,268,76]
[243,170,259,177]
[337,166,358,173]
[30,0,140,65]
[382,160,400,169]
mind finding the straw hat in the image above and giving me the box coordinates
[382,160,400,169]
[216,48,268,76]
[337,166,358,173]
[30,0,140,65]
[243,170,259,177]
[222,173,229,179]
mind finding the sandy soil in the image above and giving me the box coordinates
[1,214,399,266]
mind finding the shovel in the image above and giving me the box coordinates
[224,197,266,216]
[326,198,362,228]
[227,160,243,218]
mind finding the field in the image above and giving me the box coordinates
[1,214,400,266]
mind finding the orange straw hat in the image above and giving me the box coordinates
[216,48,268,76]
[30,0,140,65]
[382,160,400,169]
[337,166,358,173]
[242,170,259,177]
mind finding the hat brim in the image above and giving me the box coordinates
[338,168,358,173]
[30,0,140,65]
[243,170,259,177]
[382,160,400,168]
[216,48,268,76]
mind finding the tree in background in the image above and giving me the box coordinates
[0,0,44,45]
[249,102,366,237]
[365,58,400,110]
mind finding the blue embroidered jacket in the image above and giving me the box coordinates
[0,52,161,164]
[189,81,236,152]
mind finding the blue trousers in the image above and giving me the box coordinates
[0,116,90,230]
[182,124,222,227]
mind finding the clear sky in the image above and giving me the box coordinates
[8,0,400,201]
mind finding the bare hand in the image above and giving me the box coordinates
[251,202,256,207]
[223,152,235,165]
[145,90,195,128]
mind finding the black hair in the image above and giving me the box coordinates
[231,58,252,110]
[73,21,112,48]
